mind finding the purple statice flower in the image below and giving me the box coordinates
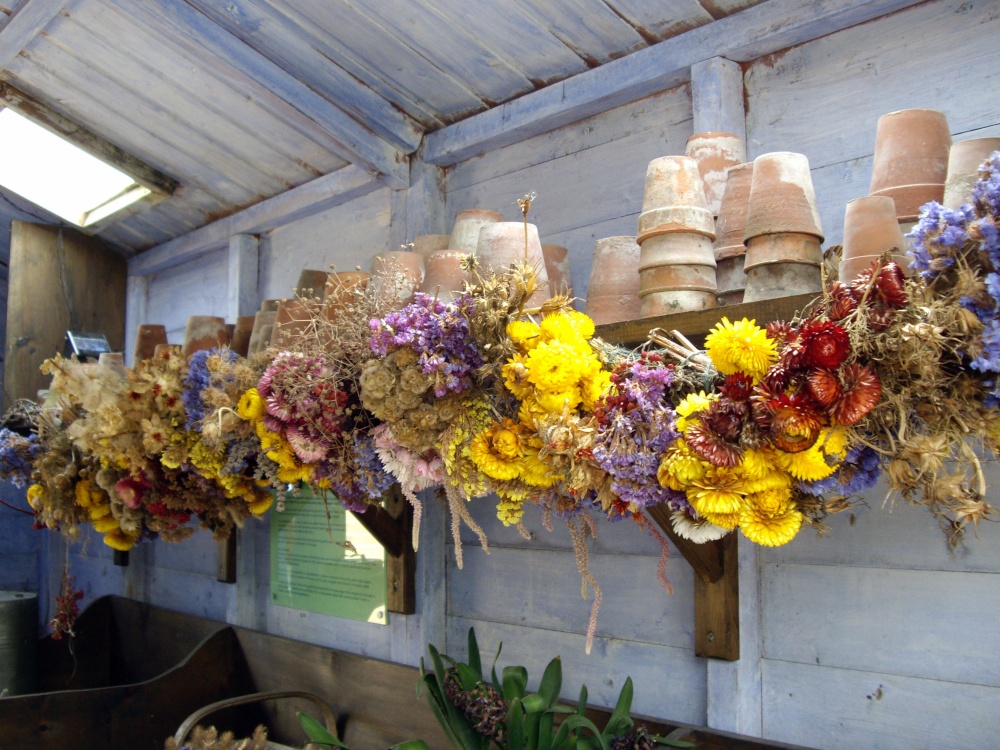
[906,202,973,280]
[369,293,483,396]
[969,319,1000,375]
[591,357,682,515]
[0,428,39,487]
[183,348,237,430]
[799,445,880,497]
[972,151,1000,217]
[324,432,394,511]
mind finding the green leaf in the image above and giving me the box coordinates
[490,641,504,689]
[507,698,525,749]
[537,657,562,710]
[467,627,483,680]
[390,742,432,750]
[521,693,547,714]
[553,715,607,750]
[575,685,588,717]
[649,735,696,749]
[428,644,449,686]
[537,711,554,750]
[502,665,528,701]
[551,705,574,714]
[456,662,482,692]
[297,712,348,748]
[603,677,634,737]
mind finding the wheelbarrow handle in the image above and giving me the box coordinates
[173,690,338,748]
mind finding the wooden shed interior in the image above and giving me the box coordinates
[0,0,999,748]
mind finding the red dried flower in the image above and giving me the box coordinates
[830,363,881,425]
[719,373,754,402]
[850,267,877,297]
[798,320,850,369]
[685,421,743,468]
[826,282,859,321]
[807,368,842,407]
[765,321,794,347]
[766,393,824,453]
[867,307,896,331]
[875,262,908,308]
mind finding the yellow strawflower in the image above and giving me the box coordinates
[739,488,803,546]
[507,320,541,350]
[237,387,266,422]
[675,391,713,431]
[689,487,744,516]
[775,428,845,481]
[539,310,595,342]
[704,317,777,380]
[469,420,525,481]
[103,528,139,552]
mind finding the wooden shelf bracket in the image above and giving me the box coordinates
[349,485,416,615]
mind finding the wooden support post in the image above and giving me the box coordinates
[227,234,259,323]
[216,534,237,584]
[349,486,416,615]
[691,57,746,141]
[113,550,129,567]
[694,532,740,660]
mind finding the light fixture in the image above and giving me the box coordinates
[0,83,176,230]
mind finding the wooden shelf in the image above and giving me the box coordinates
[596,293,819,661]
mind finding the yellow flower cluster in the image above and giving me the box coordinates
[72,478,140,551]
[704,317,778,381]
[660,396,847,546]
[471,310,611,525]
[238,388,312,485]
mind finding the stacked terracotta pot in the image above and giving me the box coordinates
[584,236,642,325]
[133,324,168,364]
[475,222,551,308]
[712,162,754,306]
[636,155,717,315]
[943,137,1000,209]
[542,244,574,297]
[839,196,910,283]
[248,299,279,355]
[417,209,504,301]
[369,250,424,306]
[685,132,747,216]
[742,152,824,302]
[182,316,231,356]
[869,108,952,236]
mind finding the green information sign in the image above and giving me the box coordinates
[270,487,388,624]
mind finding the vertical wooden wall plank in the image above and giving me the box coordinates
[227,233,260,320]
[124,274,149,366]
[691,57,746,139]
[707,537,762,736]
[405,146,448,238]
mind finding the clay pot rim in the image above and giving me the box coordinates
[744,232,823,270]
[878,107,949,120]
[714,243,748,261]
[687,131,743,141]
[453,208,504,220]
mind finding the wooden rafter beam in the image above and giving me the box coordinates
[0,0,65,70]
[424,0,928,165]
[105,0,409,187]
[128,165,380,275]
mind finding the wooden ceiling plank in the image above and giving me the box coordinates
[602,0,715,40]
[105,0,408,186]
[0,0,64,70]
[67,1,344,178]
[184,0,422,153]
[425,0,928,166]
[128,166,381,276]
[506,0,648,66]
[286,0,486,122]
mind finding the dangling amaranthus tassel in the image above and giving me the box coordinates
[400,486,423,552]
[444,482,489,569]
[633,513,674,596]
[568,511,602,655]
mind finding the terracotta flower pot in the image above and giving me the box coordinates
[685,132,747,216]
[260,299,280,313]
[420,250,472,302]
[412,234,451,260]
[943,137,1000,209]
[541,244,573,297]
[182,316,230,356]
[248,310,276,355]
[271,298,313,348]
[370,250,424,305]
[133,324,167,364]
[637,156,715,243]
[584,236,642,325]
[448,208,504,254]
[638,263,717,316]
[153,344,180,357]
[743,233,823,302]
[839,195,911,283]
[712,162,754,306]
[869,108,951,222]
[744,152,824,242]
[295,269,330,299]
[229,316,256,357]
[475,222,550,307]
[638,232,716,270]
